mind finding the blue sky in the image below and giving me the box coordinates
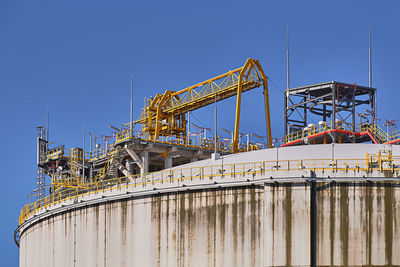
[1,0,400,265]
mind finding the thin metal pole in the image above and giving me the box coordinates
[130,74,133,132]
[90,134,93,153]
[188,111,190,143]
[369,22,372,88]
[46,110,49,142]
[214,90,217,154]
[82,123,85,183]
[369,22,377,123]
[284,23,290,137]
[286,22,290,90]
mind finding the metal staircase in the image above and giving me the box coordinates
[94,146,125,181]
[106,146,124,178]
[362,124,390,144]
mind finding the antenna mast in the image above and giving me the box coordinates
[130,74,133,131]
[286,22,290,90]
[369,22,372,88]
[46,110,49,141]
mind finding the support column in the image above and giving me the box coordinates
[118,165,136,182]
[304,96,307,128]
[126,147,143,170]
[371,91,376,123]
[284,91,288,136]
[125,159,133,173]
[141,151,149,174]
[332,84,336,130]
[164,155,172,169]
[352,85,356,133]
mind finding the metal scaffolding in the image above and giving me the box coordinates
[284,81,376,135]
[33,126,47,200]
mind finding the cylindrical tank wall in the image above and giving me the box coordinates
[315,183,400,266]
[264,182,400,267]
[19,187,265,267]
[20,182,400,267]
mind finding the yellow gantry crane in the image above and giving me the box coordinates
[134,58,272,152]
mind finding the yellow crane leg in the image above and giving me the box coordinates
[255,60,272,148]
[233,59,272,151]
[263,83,272,148]
[233,59,252,152]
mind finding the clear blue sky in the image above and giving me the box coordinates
[1,0,400,265]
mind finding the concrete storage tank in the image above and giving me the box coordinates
[15,60,400,266]
[16,144,400,267]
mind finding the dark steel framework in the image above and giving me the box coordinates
[284,81,376,135]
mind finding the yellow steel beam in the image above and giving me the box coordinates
[171,66,243,97]
[134,66,258,125]
[134,58,271,150]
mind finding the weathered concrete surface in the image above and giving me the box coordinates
[19,187,264,267]
[19,182,400,267]
[264,181,400,267]
[264,183,311,267]
[316,182,400,266]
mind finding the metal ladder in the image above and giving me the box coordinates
[105,146,124,178]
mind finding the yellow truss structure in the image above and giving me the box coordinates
[134,58,272,152]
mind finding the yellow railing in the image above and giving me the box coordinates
[19,155,400,226]
[45,146,65,161]
[365,124,389,143]
[115,128,233,151]
[51,176,85,188]
[44,127,262,165]
[285,121,332,143]
[391,130,400,141]
[284,121,400,144]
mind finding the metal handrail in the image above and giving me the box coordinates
[18,155,400,226]
[285,121,332,143]
[284,121,400,144]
